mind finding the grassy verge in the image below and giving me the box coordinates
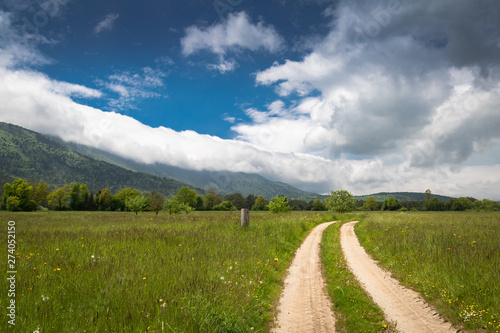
[1,210,325,332]
[355,212,500,332]
[320,213,398,332]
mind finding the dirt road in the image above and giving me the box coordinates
[272,222,336,333]
[340,221,457,333]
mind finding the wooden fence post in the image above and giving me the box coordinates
[241,208,249,228]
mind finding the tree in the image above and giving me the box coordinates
[289,199,309,211]
[311,199,326,211]
[48,186,70,210]
[69,183,91,211]
[252,195,268,211]
[114,188,141,211]
[426,197,444,211]
[480,199,499,211]
[362,196,380,211]
[325,190,356,213]
[204,189,222,210]
[381,197,402,211]
[269,196,291,213]
[2,182,13,210]
[164,198,192,215]
[450,197,473,211]
[3,179,37,211]
[194,195,205,210]
[423,189,432,210]
[6,196,21,211]
[175,187,198,208]
[147,191,165,215]
[95,188,114,211]
[33,181,50,207]
[245,194,257,210]
[224,193,246,210]
[213,200,236,211]
[125,195,149,215]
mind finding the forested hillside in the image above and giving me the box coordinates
[355,192,454,202]
[0,122,198,195]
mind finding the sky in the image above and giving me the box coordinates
[0,0,500,200]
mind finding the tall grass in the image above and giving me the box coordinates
[1,211,324,332]
[355,212,500,332]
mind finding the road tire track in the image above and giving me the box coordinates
[272,222,336,333]
[340,221,458,333]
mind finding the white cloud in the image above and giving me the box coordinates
[96,67,166,111]
[207,57,237,73]
[231,0,500,197]
[181,11,284,73]
[1,61,500,200]
[94,13,119,35]
[1,2,500,200]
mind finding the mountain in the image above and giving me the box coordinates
[60,139,318,200]
[355,192,455,202]
[0,122,318,199]
[0,122,199,195]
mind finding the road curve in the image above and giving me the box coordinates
[272,222,336,333]
[340,221,457,333]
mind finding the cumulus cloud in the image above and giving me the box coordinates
[234,0,500,179]
[181,11,284,73]
[94,13,119,35]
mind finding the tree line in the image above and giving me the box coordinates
[2,179,498,213]
[357,189,500,212]
[0,178,326,213]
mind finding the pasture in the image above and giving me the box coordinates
[356,212,500,332]
[1,210,498,332]
[0,211,325,332]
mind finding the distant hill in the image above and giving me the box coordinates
[355,192,455,202]
[0,122,199,195]
[61,140,318,200]
[0,122,318,199]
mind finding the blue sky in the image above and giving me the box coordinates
[1,0,500,199]
[31,0,329,137]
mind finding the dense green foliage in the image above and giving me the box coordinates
[0,211,323,332]
[381,197,403,211]
[356,212,500,332]
[268,196,291,214]
[325,190,356,213]
[252,195,269,211]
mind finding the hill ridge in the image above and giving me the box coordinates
[0,122,199,195]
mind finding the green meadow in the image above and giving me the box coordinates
[0,211,325,332]
[355,212,500,332]
[2,210,499,332]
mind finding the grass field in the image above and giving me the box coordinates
[355,211,500,332]
[2,210,499,332]
[0,211,325,332]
